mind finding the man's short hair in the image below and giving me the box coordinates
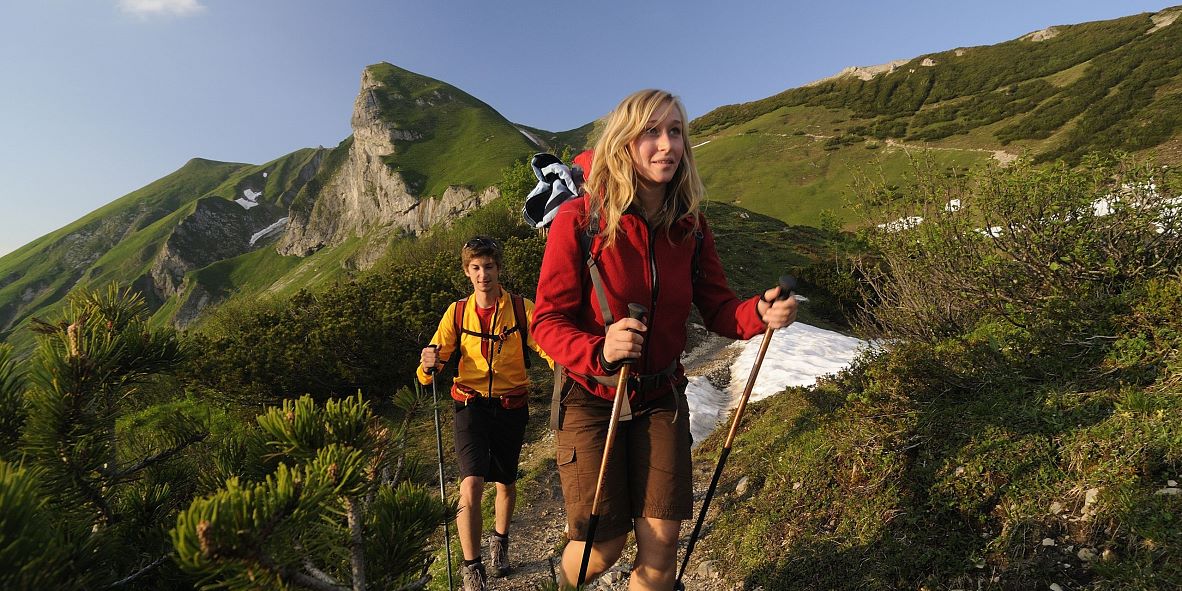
[461,235,502,268]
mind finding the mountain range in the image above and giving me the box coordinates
[3,5,1182,349]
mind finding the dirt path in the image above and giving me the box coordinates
[883,138,1017,166]
[488,333,742,590]
[705,131,1019,166]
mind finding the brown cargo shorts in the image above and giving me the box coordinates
[555,381,693,542]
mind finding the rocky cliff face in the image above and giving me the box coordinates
[149,196,279,301]
[277,68,499,257]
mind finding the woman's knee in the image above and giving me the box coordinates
[633,518,680,566]
[561,534,628,584]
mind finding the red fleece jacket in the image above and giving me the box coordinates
[531,196,768,401]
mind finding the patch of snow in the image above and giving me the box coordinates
[236,187,263,210]
[684,321,867,444]
[692,140,712,149]
[877,216,923,232]
[262,171,269,178]
[685,376,728,446]
[249,217,288,246]
[516,126,543,147]
[729,322,867,404]
[1092,198,1113,217]
[946,199,961,212]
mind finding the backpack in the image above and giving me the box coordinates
[452,293,531,371]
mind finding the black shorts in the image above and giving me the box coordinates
[453,397,529,484]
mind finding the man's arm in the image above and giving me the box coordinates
[416,302,460,384]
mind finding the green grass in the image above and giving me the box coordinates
[694,114,989,227]
[692,369,1182,590]
[151,246,308,330]
[202,148,326,206]
[365,62,535,197]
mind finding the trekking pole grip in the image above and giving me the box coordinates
[426,344,440,375]
[620,303,648,366]
[776,275,797,301]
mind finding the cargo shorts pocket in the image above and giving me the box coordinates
[556,443,580,503]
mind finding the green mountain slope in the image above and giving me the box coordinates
[689,7,1182,227]
[0,64,547,353]
[8,7,1182,352]
[367,62,536,196]
[0,158,245,342]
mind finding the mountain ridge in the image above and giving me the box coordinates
[7,6,1182,350]
[0,63,556,350]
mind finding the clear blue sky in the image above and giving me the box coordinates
[0,0,1171,256]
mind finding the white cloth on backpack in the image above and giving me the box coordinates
[522,152,584,229]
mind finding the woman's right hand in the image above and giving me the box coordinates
[420,346,439,373]
[602,318,646,365]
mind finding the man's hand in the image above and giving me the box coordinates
[421,346,441,374]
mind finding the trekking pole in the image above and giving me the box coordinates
[427,345,454,591]
[577,303,648,588]
[674,276,795,590]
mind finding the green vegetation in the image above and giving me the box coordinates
[687,7,1182,223]
[694,155,1182,589]
[693,122,989,226]
[172,394,448,591]
[0,285,201,589]
[0,282,451,590]
[0,159,247,349]
[7,11,1182,587]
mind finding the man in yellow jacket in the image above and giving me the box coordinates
[418,236,552,591]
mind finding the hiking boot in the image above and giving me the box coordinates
[488,533,510,577]
[461,561,489,591]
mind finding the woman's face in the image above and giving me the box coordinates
[629,102,684,189]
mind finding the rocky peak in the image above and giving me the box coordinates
[277,64,506,257]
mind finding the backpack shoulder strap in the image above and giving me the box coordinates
[511,293,531,370]
[453,297,468,336]
[442,297,470,374]
[692,224,704,284]
[581,209,615,325]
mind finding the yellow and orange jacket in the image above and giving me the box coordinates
[416,290,553,403]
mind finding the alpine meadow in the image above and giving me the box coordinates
[3,5,1182,591]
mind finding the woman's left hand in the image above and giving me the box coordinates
[757,285,798,329]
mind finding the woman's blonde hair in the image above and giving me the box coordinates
[585,89,704,246]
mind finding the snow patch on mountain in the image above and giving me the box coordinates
[250,217,289,246]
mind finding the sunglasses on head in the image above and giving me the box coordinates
[465,237,497,249]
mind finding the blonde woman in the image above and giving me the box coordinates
[532,89,797,589]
